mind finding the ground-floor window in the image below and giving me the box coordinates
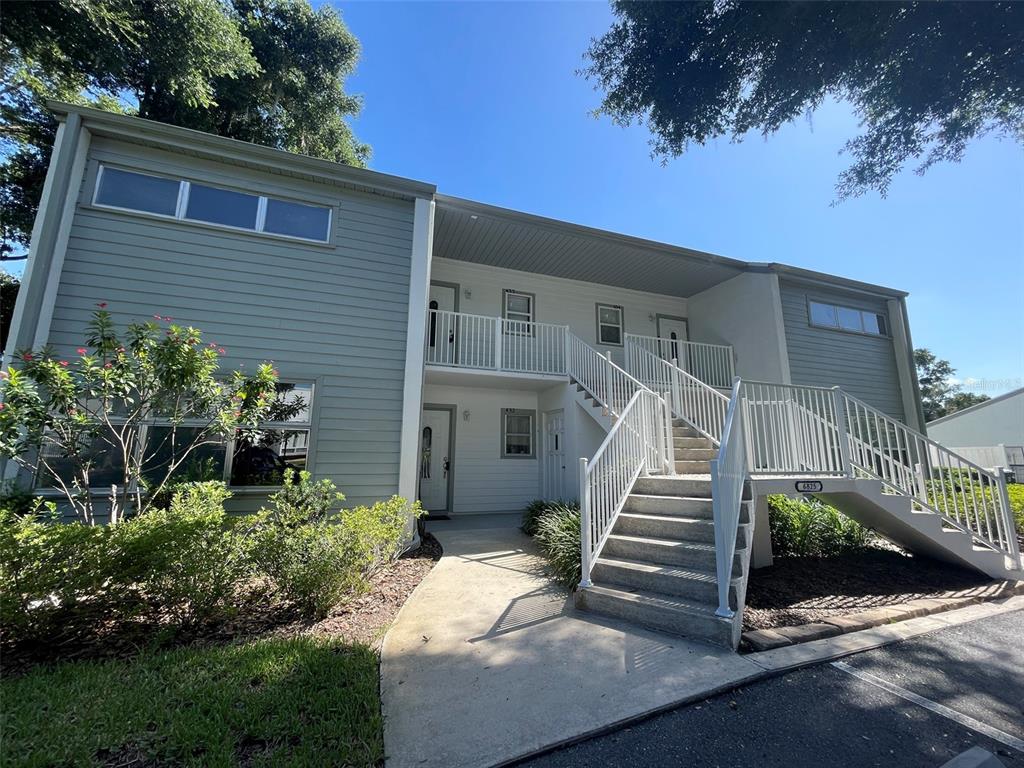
[501,408,536,458]
[35,382,314,492]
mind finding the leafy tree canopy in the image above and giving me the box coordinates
[584,1,1024,200]
[915,348,989,422]
[1,0,368,258]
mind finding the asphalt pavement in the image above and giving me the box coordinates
[518,607,1024,768]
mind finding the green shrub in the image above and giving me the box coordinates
[767,494,872,558]
[112,482,248,625]
[263,468,345,526]
[522,499,550,536]
[1008,484,1024,534]
[533,503,582,588]
[0,503,116,639]
[248,471,421,619]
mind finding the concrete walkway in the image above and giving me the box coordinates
[381,522,764,768]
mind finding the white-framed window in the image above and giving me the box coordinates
[596,303,624,346]
[808,300,888,337]
[93,165,333,243]
[501,408,535,459]
[35,382,315,492]
[502,290,534,324]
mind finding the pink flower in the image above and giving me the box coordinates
[60,361,69,367]
[118,346,125,353]
[104,362,112,369]
[154,314,162,320]
[218,348,226,355]
[77,348,87,355]
[22,352,32,361]
[0,402,4,410]
[165,316,172,322]
[97,302,107,309]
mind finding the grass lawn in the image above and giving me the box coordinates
[2,635,382,767]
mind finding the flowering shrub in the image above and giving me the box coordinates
[0,306,279,523]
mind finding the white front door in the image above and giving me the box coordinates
[419,408,452,514]
[543,409,566,500]
[427,283,458,365]
[656,316,689,365]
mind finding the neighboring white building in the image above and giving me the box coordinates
[927,387,1024,480]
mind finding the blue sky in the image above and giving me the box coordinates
[337,0,1024,396]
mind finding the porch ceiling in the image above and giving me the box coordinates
[433,195,746,299]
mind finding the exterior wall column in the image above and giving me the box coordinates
[397,197,435,545]
[888,297,926,432]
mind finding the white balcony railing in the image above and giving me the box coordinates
[625,333,734,389]
[424,309,567,375]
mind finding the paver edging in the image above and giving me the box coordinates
[742,580,1024,652]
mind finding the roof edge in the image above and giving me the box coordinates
[748,262,909,298]
[48,101,437,199]
[926,386,1024,426]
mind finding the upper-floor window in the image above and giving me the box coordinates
[93,165,332,243]
[502,289,535,337]
[596,303,624,345]
[809,300,888,336]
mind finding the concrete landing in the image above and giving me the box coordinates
[380,527,763,768]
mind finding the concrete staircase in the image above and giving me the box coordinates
[575,421,754,647]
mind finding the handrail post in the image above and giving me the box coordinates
[709,457,733,618]
[493,318,503,371]
[994,467,1021,563]
[578,457,593,588]
[604,350,614,412]
[662,390,674,473]
[670,358,681,417]
[832,386,853,477]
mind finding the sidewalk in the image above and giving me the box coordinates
[380,523,764,768]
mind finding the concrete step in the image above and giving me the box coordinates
[615,512,711,542]
[676,447,717,461]
[674,436,713,449]
[675,459,711,473]
[624,493,713,518]
[672,422,702,439]
[591,556,739,606]
[604,533,746,575]
[633,475,713,497]
[575,584,733,646]
[622,495,752,525]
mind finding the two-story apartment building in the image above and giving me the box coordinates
[6,104,1018,648]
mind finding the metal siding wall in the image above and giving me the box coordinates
[779,280,906,421]
[47,138,415,507]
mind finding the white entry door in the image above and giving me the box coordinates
[543,409,566,500]
[656,316,689,365]
[427,283,458,365]
[419,408,452,514]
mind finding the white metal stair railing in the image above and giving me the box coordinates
[566,331,649,416]
[424,309,568,375]
[626,340,729,445]
[709,378,747,617]
[739,381,849,477]
[841,392,1020,561]
[579,389,674,587]
[624,333,735,389]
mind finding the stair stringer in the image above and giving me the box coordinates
[814,478,1023,581]
[568,381,614,431]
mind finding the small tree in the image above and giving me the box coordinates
[0,305,279,523]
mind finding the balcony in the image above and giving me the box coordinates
[423,309,734,388]
[424,310,567,376]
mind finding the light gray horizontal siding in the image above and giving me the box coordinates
[47,139,416,506]
[779,280,905,421]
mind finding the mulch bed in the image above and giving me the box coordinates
[2,533,443,674]
[743,546,993,632]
